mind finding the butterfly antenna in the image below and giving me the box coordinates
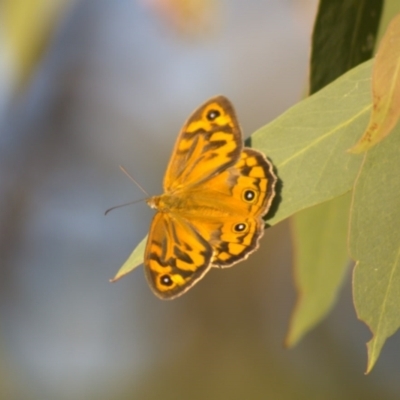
[105,198,146,215]
[119,165,149,196]
[105,166,150,215]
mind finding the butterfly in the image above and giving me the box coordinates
[144,96,277,299]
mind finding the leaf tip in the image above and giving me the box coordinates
[109,271,127,283]
[365,336,381,374]
[283,331,299,349]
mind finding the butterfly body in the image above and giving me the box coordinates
[144,96,277,299]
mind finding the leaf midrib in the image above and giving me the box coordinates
[278,104,371,168]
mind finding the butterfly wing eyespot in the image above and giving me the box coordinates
[233,222,248,233]
[242,189,257,203]
[159,274,174,287]
[206,109,221,121]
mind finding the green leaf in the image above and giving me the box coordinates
[252,60,372,225]
[310,0,383,94]
[286,1,382,347]
[110,236,146,282]
[350,123,400,373]
[286,193,351,347]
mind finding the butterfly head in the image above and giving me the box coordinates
[146,196,162,210]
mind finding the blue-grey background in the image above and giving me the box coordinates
[0,1,399,399]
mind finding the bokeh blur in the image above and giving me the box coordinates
[1,1,400,399]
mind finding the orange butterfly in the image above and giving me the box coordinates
[144,96,277,299]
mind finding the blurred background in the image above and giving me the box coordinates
[1,0,400,399]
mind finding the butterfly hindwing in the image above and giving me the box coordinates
[212,148,276,267]
[179,148,277,268]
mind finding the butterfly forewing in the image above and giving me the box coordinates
[145,213,213,299]
[163,96,242,192]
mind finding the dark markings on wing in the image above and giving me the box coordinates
[169,219,181,246]
[160,236,168,260]
[176,134,238,185]
[251,178,262,203]
[173,245,194,264]
[216,241,229,255]
[244,149,276,211]
[241,164,252,176]
[148,253,196,279]
[212,225,261,268]
[183,242,193,251]
[176,134,200,163]
[218,228,253,247]
[203,140,227,153]
[152,240,162,248]
[225,172,240,195]
[180,123,233,141]
[177,124,235,158]
[148,252,175,268]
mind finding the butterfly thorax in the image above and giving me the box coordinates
[146,193,230,217]
[147,194,184,212]
[146,194,199,213]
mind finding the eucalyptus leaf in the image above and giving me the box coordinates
[253,60,371,225]
[350,123,400,373]
[310,0,382,94]
[287,0,382,347]
[286,193,351,347]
